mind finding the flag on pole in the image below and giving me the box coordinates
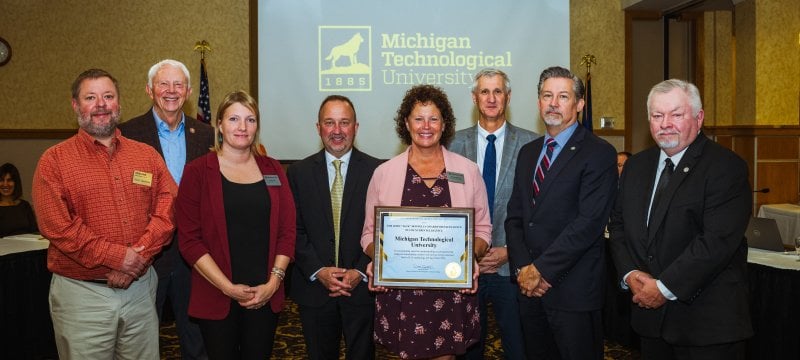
[581,72,592,132]
[197,58,211,124]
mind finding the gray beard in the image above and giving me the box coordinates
[543,116,563,127]
[657,139,679,150]
[78,112,121,138]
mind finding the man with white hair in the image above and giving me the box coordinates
[120,59,213,360]
[609,79,752,359]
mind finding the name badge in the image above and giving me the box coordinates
[446,171,465,184]
[132,171,153,187]
[264,175,282,186]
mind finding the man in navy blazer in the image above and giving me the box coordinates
[449,68,538,360]
[287,95,381,360]
[119,59,213,360]
[506,66,617,360]
[609,79,752,359]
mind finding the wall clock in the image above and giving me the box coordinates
[0,37,12,66]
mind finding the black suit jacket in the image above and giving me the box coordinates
[119,110,215,276]
[287,148,381,307]
[608,133,753,346]
[506,125,618,311]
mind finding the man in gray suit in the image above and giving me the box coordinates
[449,68,538,359]
[119,59,213,360]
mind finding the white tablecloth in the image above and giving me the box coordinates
[0,234,49,256]
[747,247,800,271]
[757,203,800,247]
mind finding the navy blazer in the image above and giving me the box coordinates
[608,133,753,346]
[287,148,381,307]
[505,125,617,311]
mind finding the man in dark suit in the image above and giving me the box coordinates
[506,66,617,360]
[287,95,381,360]
[608,79,752,359]
[449,68,538,360]
[119,59,213,360]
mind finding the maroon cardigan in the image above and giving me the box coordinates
[177,152,295,318]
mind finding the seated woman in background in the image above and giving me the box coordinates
[0,163,38,237]
[176,90,295,360]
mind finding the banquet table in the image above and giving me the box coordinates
[746,248,800,359]
[0,234,57,359]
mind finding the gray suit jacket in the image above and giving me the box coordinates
[449,122,538,276]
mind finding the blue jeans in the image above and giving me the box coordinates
[464,273,526,360]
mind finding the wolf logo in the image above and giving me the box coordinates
[324,33,364,68]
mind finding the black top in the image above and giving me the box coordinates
[0,200,38,237]
[221,174,270,286]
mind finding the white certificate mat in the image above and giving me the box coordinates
[374,207,473,289]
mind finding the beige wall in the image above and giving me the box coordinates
[0,0,250,130]
[703,0,800,126]
[570,0,626,131]
[755,0,800,125]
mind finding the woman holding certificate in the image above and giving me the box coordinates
[361,84,491,360]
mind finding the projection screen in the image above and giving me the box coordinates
[258,0,569,160]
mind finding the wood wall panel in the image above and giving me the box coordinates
[705,126,800,214]
[716,135,732,149]
[756,162,799,209]
[733,136,755,188]
[757,137,799,160]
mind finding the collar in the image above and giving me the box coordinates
[152,108,185,133]
[545,121,579,147]
[477,121,507,140]
[325,148,353,165]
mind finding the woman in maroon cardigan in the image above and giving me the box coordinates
[177,90,295,359]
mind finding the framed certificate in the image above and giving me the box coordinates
[373,206,474,289]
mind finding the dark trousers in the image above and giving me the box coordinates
[156,259,207,360]
[299,298,375,360]
[463,273,526,360]
[518,295,603,360]
[641,336,746,360]
[196,300,278,360]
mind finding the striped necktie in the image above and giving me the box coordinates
[532,138,556,204]
[331,160,343,267]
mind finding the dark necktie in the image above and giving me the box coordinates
[532,138,557,204]
[483,134,497,222]
[649,158,674,225]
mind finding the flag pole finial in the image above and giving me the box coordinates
[580,54,596,75]
[194,40,212,60]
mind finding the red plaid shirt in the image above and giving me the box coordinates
[32,129,176,280]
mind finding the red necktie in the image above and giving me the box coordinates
[533,138,556,204]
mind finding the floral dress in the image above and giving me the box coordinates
[373,164,480,359]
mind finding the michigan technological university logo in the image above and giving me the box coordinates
[319,26,372,91]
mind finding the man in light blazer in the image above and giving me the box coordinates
[449,68,537,360]
[505,66,617,360]
[287,95,381,360]
[119,59,213,360]
[609,79,752,359]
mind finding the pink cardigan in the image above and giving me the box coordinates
[360,146,492,251]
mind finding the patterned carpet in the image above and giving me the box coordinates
[159,299,639,359]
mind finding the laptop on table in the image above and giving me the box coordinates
[744,217,785,252]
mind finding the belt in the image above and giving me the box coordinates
[81,278,108,285]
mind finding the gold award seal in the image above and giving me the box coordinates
[445,262,462,279]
